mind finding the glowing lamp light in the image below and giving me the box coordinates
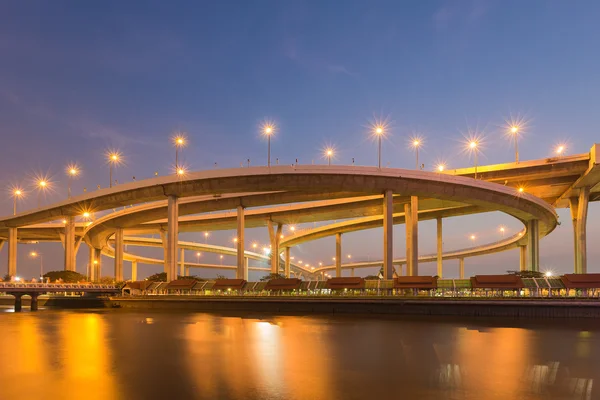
[196,252,201,256]
[83,212,91,218]
[518,187,525,193]
[38,180,47,188]
[14,189,22,196]
[437,164,445,172]
[375,126,384,135]
[177,168,185,176]
[510,126,519,134]
[264,125,273,135]
[469,141,477,149]
[556,145,565,155]
[413,140,420,147]
[470,234,476,240]
[289,225,296,232]
[252,243,257,249]
[545,271,553,277]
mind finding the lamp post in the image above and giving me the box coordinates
[36,180,47,208]
[107,152,120,188]
[469,141,479,179]
[196,252,201,264]
[12,189,23,215]
[30,251,43,280]
[204,231,209,243]
[375,126,384,168]
[66,165,79,198]
[412,139,421,170]
[326,149,333,165]
[263,125,274,167]
[173,134,186,171]
[510,126,519,163]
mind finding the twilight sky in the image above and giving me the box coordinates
[1,0,599,280]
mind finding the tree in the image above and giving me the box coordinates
[260,273,285,281]
[364,275,380,280]
[507,270,544,278]
[215,274,227,280]
[146,272,167,282]
[43,270,88,283]
[1,274,10,282]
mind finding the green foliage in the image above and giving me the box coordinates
[215,274,227,280]
[146,272,167,282]
[2,274,11,282]
[506,270,544,278]
[98,276,117,284]
[260,273,285,281]
[364,275,380,280]
[43,270,88,283]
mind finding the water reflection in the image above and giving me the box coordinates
[1,310,600,399]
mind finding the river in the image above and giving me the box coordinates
[0,308,598,400]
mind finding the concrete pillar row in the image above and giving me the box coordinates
[267,220,282,274]
[405,196,419,276]
[160,230,168,274]
[382,190,394,279]
[335,233,342,277]
[436,217,443,278]
[131,261,138,281]
[519,245,527,272]
[284,247,291,278]
[458,258,465,279]
[7,227,18,278]
[93,248,103,281]
[166,195,179,282]
[577,188,589,274]
[236,206,245,279]
[179,247,185,277]
[114,227,124,281]
[527,219,540,272]
[64,216,76,271]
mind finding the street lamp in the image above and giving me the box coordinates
[470,234,476,241]
[436,164,446,172]
[30,251,43,280]
[509,125,520,163]
[411,138,422,170]
[556,144,566,156]
[374,125,384,169]
[66,164,79,198]
[204,231,209,243]
[325,148,333,166]
[12,188,23,215]
[499,226,506,236]
[107,151,121,188]
[468,141,479,179]
[173,134,187,170]
[262,124,275,167]
[196,252,201,263]
[36,179,49,208]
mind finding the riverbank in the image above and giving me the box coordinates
[109,296,600,318]
[0,295,109,309]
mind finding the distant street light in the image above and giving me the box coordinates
[196,252,201,263]
[12,188,23,215]
[325,148,334,166]
[262,123,275,167]
[66,164,79,198]
[374,126,384,169]
[107,151,121,188]
[510,125,520,163]
[173,134,187,171]
[411,138,422,170]
[30,251,43,280]
[499,226,506,236]
[556,144,566,156]
[36,179,49,208]
[436,164,446,172]
[204,231,209,243]
[468,141,479,179]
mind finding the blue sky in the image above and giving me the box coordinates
[1,0,599,279]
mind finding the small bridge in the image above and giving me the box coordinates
[0,283,119,312]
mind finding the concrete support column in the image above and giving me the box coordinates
[184,266,190,277]
[336,233,342,277]
[459,258,465,279]
[160,230,168,274]
[351,268,355,277]
[131,261,138,281]
[166,195,179,282]
[527,219,540,272]
[7,227,17,278]
[405,196,419,276]
[284,247,291,278]
[382,190,394,279]
[243,257,249,281]
[577,188,589,274]
[519,245,527,271]
[64,216,76,271]
[14,294,22,312]
[88,246,95,281]
[179,247,185,277]
[30,294,39,311]
[267,221,282,274]
[436,217,443,278]
[93,248,102,281]
[236,206,245,279]
[114,227,124,281]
